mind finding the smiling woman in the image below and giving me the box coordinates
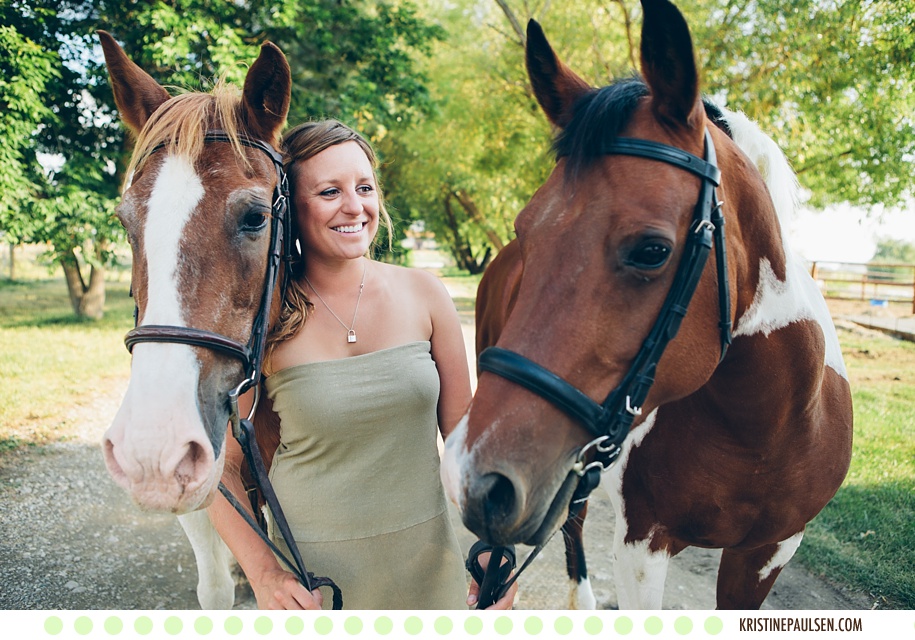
[204,119,518,611]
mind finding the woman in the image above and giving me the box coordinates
[207,120,515,610]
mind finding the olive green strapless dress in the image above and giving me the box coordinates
[264,341,468,609]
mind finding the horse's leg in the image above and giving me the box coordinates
[177,510,236,609]
[561,501,596,609]
[716,531,804,609]
[611,530,673,609]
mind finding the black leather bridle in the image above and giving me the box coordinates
[123,131,342,608]
[471,129,732,607]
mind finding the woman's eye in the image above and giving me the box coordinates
[358,185,374,194]
[627,242,671,270]
[320,188,340,197]
[241,210,268,231]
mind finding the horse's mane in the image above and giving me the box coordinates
[718,107,800,228]
[125,79,251,185]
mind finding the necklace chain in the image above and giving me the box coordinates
[304,262,367,343]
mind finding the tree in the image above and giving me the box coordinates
[872,238,915,264]
[0,22,58,280]
[390,0,915,269]
[1,0,441,315]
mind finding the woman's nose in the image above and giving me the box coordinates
[340,188,362,214]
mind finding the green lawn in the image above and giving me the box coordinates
[0,278,134,450]
[796,326,915,608]
[1,275,913,607]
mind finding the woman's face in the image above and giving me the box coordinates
[293,140,380,263]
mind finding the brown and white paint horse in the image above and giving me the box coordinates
[445,0,853,609]
[99,33,290,608]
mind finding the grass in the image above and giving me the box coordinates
[796,325,915,608]
[1,273,913,608]
[0,277,134,450]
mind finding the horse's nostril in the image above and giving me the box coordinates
[479,472,517,523]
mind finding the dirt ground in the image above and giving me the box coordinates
[0,296,905,610]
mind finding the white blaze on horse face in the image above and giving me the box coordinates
[734,252,848,379]
[104,154,218,513]
[759,530,804,582]
[144,154,205,326]
[440,413,470,513]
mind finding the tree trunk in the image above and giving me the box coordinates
[59,244,107,320]
[453,189,505,252]
[7,242,14,281]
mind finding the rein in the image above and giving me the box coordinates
[472,128,732,607]
[123,131,342,609]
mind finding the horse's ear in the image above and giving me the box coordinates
[242,42,291,144]
[639,0,703,128]
[525,20,592,129]
[98,31,170,135]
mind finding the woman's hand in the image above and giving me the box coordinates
[466,550,519,610]
[251,567,324,610]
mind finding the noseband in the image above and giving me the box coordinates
[122,132,342,608]
[479,128,732,506]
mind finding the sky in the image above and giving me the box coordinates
[786,202,915,264]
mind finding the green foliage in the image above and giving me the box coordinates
[872,237,915,264]
[0,0,442,313]
[686,0,915,209]
[0,23,59,242]
[397,0,915,265]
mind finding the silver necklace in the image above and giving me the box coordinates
[304,262,367,343]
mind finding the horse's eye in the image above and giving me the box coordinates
[626,242,671,270]
[240,210,269,232]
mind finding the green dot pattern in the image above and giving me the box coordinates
[31,611,914,639]
[674,615,693,635]
[615,616,634,635]
[464,616,483,635]
[434,616,453,635]
[165,616,183,635]
[254,616,273,635]
[705,615,724,635]
[374,617,394,635]
[194,616,214,635]
[583,616,603,635]
[645,615,663,635]
[344,616,363,635]
[43,617,63,635]
[524,616,543,635]
[404,616,423,635]
[74,616,93,636]
[224,616,243,635]
[287,617,305,635]
[104,616,124,635]
[134,616,153,635]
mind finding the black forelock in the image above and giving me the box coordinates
[552,75,649,177]
[551,74,733,178]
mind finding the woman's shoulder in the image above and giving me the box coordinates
[374,261,447,298]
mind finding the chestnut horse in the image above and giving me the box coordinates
[99,33,289,608]
[445,0,853,609]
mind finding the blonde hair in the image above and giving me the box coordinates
[264,120,392,373]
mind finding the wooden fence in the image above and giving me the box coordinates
[809,261,915,313]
